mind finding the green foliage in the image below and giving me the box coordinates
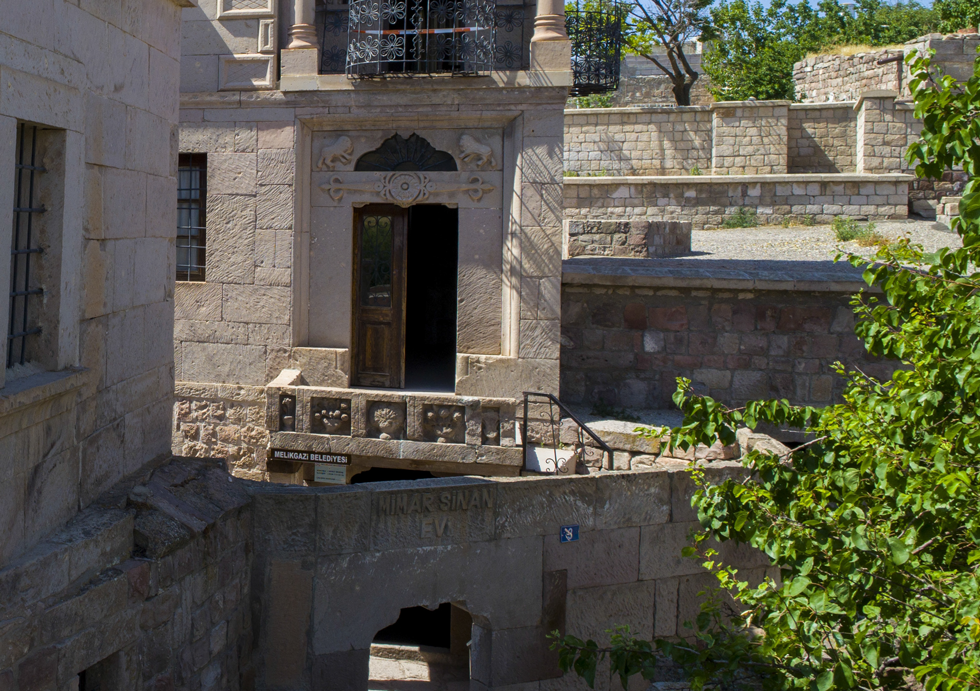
[722,207,758,228]
[701,0,937,101]
[554,50,980,690]
[934,0,980,33]
[690,165,704,175]
[832,216,861,240]
[801,214,816,227]
[574,93,614,108]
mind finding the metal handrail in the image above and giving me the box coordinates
[522,391,613,473]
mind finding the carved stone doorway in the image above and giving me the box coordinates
[351,204,458,391]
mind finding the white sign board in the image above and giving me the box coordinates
[314,463,348,484]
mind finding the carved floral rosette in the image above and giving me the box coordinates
[368,401,406,440]
[422,404,465,444]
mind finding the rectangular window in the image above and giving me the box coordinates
[177,153,207,282]
[8,123,45,368]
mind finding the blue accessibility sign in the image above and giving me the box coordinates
[560,524,579,543]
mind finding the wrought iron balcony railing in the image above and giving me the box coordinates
[566,0,624,96]
[318,0,534,75]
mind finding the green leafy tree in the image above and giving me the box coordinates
[553,49,980,690]
[621,0,715,105]
[701,0,936,101]
[934,0,980,33]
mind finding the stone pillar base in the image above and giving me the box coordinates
[530,40,571,72]
[281,47,320,77]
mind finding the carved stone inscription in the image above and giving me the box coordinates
[372,488,495,546]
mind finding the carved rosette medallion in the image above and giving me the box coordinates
[368,402,406,440]
[422,405,465,444]
[377,172,434,205]
[312,398,352,435]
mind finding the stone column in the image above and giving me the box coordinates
[531,0,568,42]
[529,0,571,71]
[855,90,902,174]
[288,0,317,49]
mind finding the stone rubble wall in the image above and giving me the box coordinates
[173,382,270,481]
[251,465,773,691]
[794,34,980,104]
[0,458,253,691]
[788,105,857,172]
[560,283,899,410]
[563,175,910,230]
[565,220,692,258]
[604,74,715,107]
[792,50,903,103]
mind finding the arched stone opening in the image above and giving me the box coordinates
[369,602,473,689]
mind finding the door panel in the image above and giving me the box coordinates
[352,206,407,388]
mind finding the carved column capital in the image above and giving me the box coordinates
[288,0,318,48]
[531,0,568,42]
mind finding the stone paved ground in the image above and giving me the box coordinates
[691,218,959,262]
[368,656,469,690]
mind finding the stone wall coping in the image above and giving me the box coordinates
[281,70,574,93]
[564,105,712,115]
[562,257,871,293]
[0,368,91,418]
[175,380,267,402]
[854,89,899,110]
[788,101,857,110]
[709,100,793,109]
[563,173,914,185]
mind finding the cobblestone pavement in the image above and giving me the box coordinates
[691,218,960,262]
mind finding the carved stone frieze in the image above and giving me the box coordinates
[312,398,352,435]
[459,134,495,169]
[316,136,354,171]
[422,405,465,444]
[320,172,496,205]
[481,407,501,446]
[368,401,406,440]
[279,394,296,432]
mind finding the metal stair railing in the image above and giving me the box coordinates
[521,391,613,474]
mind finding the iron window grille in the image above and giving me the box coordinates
[8,123,45,369]
[345,0,496,76]
[566,0,624,96]
[177,154,207,282]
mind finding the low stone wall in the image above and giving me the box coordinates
[0,458,253,691]
[606,74,715,107]
[565,220,692,258]
[564,106,713,176]
[563,174,911,230]
[560,260,899,409]
[938,196,961,228]
[792,50,903,103]
[250,465,771,691]
[788,104,857,172]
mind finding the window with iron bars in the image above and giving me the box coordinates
[177,154,207,282]
[8,123,45,369]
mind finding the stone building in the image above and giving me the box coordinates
[174,0,573,482]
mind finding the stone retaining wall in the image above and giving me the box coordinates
[560,269,899,409]
[788,104,857,172]
[563,174,910,230]
[250,465,771,691]
[0,458,253,691]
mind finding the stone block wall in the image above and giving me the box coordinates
[605,74,715,107]
[565,220,691,258]
[792,50,903,103]
[711,102,789,174]
[0,458,253,691]
[250,466,772,691]
[0,0,183,566]
[175,115,297,388]
[560,282,898,409]
[563,107,712,176]
[563,175,910,230]
[788,104,857,172]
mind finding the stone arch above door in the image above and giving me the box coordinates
[355,133,458,172]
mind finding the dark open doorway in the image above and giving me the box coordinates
[370,603,472,689]
[405,206,457,392]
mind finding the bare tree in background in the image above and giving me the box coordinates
[626,0,713,105]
